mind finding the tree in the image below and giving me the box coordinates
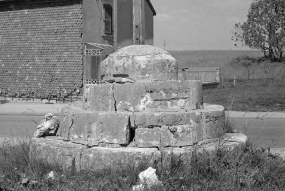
[233,0,285,62]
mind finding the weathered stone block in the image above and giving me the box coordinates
[200,105,226,139]
[113,80,202,112]
[84,84,115,111]
[113,82,146,111]
[89,112,130,145]
[84,80,202,112]
[131,105,226,147]
[80,147,160,170]
[130,111,202,128]
[134,124,201,148]
[59,106,97,141]
[30,137,161,171]
[30,133,247,170]
[59,105,81,139]
[135,127,170,147]
[59,106,131,145]
[100,45,178,81]
[30,137,84,170]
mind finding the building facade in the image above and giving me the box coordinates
[0,0,155,99]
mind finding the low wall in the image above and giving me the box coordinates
[178,67,220,83]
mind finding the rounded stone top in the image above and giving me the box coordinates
[100,45,178,81]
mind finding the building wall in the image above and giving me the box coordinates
[117,0,133,48]
[0,0,83,97]
[144,0,154,45]
[0,0,155,97]
[82,0,113,45]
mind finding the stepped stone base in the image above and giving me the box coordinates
[59,104,226,148]
[84,80,202,112]
[30,133,247,171]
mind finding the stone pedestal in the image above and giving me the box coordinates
[30,45,247,170]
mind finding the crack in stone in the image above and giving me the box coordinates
[111,83,117,112]
[205,116,220,123]
[153,97,188,101]
[64,118,73,141]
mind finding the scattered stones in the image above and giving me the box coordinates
[21,174,29,187]
[46,171,58,180]
[133,167,162,191]
[33,113,60,138]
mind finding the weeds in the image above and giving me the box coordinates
[1,140,285,190]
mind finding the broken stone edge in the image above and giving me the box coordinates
[58,104,226,148]
[30,133,247,171]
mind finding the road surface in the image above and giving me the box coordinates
[230,117,285,148]
[0,115,42,138]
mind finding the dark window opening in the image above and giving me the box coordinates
[103,4,113,35]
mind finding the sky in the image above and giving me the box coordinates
[151,0,253,50]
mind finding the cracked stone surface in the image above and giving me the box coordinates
[100,45,178,81]
[59,104,226,147]
[84,80,202,112]
[59,106,131,145]
[30,137,161,171]
[30,132,247,170]
[84,83,115,111]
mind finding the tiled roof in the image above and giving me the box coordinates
[0,1,83,98]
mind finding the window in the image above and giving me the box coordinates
[103,4,113,35]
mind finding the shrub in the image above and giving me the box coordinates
[230,55,259,68]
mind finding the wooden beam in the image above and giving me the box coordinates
[133,0,141,45]
[141,0,145,44]
[113,0,118,51]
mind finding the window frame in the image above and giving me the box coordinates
[102,2,113,36]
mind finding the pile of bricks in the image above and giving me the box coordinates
[0,1,83,99]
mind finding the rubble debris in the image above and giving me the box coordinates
[34,113,60,138]
[46,171,58,180]
[132,167,162,191]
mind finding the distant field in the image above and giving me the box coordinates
[168,50,285,112]
[168,50,263,68]
[169,50,284,80]
[203,78,285,111]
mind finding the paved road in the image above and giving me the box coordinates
[230,117,285,148]
[0,115,42,138]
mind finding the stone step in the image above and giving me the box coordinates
[84,80,202,112]
[30,133,247,171]
[59,104,225,148]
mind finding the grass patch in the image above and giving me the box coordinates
[1,140,285,190]
[204,78,285,112]
[169,50,263,69]
[170,50,285,112]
